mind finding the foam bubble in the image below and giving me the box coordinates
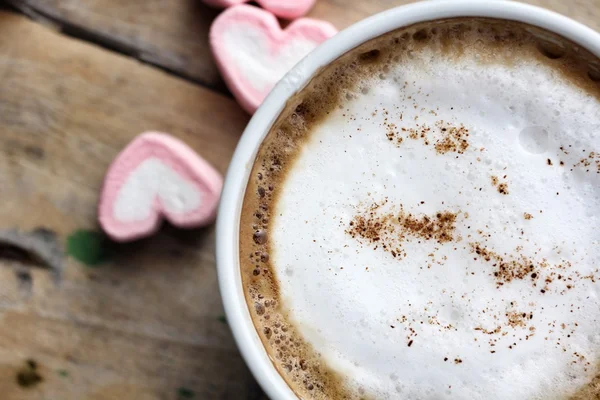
[519,126,550,154]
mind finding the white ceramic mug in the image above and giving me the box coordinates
[216,1,600,398]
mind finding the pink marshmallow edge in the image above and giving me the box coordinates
[210,4,337,114]
[98,132,223,242]
[257,0,316,19]
[203,0,316,19]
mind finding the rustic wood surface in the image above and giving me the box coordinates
[0,10,255,400]
[5,0,600,90]
[0,0,599,399]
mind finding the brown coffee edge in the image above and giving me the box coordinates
[570,365,600,400]
[239,17,600,399]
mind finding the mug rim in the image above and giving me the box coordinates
[216,1,600,399]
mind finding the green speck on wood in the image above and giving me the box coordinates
[177,387,195,398]
[217,315,227,324]
[57,370,68,377]
[66,230,113,266]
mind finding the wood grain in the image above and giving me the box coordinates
[4,0,223,87]
[0,11,255,399]
[5,0,600,90]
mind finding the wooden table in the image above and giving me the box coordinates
[0,1,598,399]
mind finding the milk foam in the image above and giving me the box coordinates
[271,44,600,398]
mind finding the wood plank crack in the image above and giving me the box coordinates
[3,0,231,94]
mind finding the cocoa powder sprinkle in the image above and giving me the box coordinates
[347,201,459,260]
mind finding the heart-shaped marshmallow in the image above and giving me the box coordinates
[210,4,337,114]
[98,132,222,242]
[203,0,316,19]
